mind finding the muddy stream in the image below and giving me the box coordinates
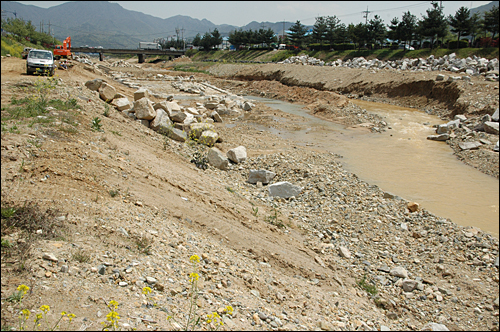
[244,96,499,238]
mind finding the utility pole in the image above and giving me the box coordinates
[181,28,185,50]
[362,6,371,24]
[282,20,285,43]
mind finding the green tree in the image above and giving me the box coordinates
[312,16,328,46]
[387,17,401,43]
[367,15,386,49]
[397,11,418,50]
[482,5,499,39]
[287,20,307,48]
[325,16,341,46]
[192,33,202,47]
[210,28,223,49]
[448,6,472,48]
[419,1,448,48]
[348,23,367,50]
[469,12,482,46]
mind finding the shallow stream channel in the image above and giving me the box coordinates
[243,96,499,238]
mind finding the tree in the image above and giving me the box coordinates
[348,23,367,50]
[325,16,341,46]
[400,11,417,49]
[287,20,307,48]
[210,28,223,49]
[448,6,472,47]
[312,16,328,46]
[482,5,499,39]
[419,1,448,48]
[192,33,202,47]
[469,12,482,46]
[367,15,385,49]
[387,17,401,43]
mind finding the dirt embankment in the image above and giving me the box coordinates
[208,63,498,119]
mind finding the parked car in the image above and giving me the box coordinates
[398,44,415,51]
[26,49,55,76]
[21,47,33,59]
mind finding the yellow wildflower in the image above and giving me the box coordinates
[40,305,50,313]
[142,286,152,295]
[189,272,199,282]
[61,311,67,316]
[189,254,200,263]
[21,309,30,317]
[108,300,118,310]
[68,313,76,322]
[17,284,30,295]
[225,305,234,315]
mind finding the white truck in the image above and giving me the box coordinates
[139,42,161,50]
[26,49,55,76]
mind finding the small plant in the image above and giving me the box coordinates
[9,125,20,134]
[265,207,285,228]
[252,206,259,218]
[71,249,91,263]
[226,187,235,193]
[108,189,119,198]
[190,151,209,170]
[1,238,13,248]
[100,300,120,331]
[103,103,110,117]
[356,274,378,296]
[134,235,152,255]
[18,159,25,173]
[110,130,122,136]
[90,117,103,132]
[166,255,234,331]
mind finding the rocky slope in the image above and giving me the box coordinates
[0,56,498,332]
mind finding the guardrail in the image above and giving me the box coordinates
[71,48,185,63]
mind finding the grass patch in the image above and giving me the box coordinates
[1,200,67,272]
[356,274,378,296]
[265,207,286,228]
[71,249,91,263]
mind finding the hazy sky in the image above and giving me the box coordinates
[14,1,493,26]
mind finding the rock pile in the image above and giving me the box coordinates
[280,53,499,81]
[427,108,499,151]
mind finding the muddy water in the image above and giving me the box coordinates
[247,96,499,237]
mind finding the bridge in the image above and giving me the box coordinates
[70,47,186,63]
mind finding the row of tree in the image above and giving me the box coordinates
[290,2,499,50]
[1,17,59,47]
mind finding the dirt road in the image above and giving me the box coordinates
[1,56,498,331]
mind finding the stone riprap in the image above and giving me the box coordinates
[279,53,499,81]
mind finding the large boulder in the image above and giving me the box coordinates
[198,130,219,147]
[189,123,215,139]
[165,127,187,142]
[227,146,247,163]
[99,82,116,102]
[483,121,499,135]
[247,169,276,184]
[85,78,103,91]
[268,181,302,198]
[150,108,173,134]
[134,98,156,120]
[134,88,149,101]
[111,97,131,111]
[170,111,187,123]
[208,147,229,170]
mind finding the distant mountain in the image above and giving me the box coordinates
[0,1,304,48]
[470,1,498,16]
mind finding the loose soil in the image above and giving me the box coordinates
[1,56,498,332]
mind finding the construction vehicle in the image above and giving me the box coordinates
[53,36,72,60]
